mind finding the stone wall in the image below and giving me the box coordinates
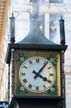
[0,35,8,101]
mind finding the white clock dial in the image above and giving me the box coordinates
[19,56,56,93]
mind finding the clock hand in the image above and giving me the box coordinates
[34,61,48,79]
[33,71,52,83]
[33,71,47,81]
[39,75,47,81]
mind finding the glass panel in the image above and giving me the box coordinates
[45,14,50,39]
[49,0,63,3]
[0,106,4,108]
[30,0,32,2]
[30,0,49,2]
[49,14,61,44]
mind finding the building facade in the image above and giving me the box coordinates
[0,0,9,101]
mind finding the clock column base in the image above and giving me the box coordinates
[8,97,64,108]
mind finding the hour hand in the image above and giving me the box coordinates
[33,71,47,81]
[34,61,48,79]
[33,70,40,79]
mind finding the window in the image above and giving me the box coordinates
[30,0,32,2]
[30,0,63,3]
[49,0,63,3]
[49,14,61,44]
[44,14,61,44]
[0,102,8,108]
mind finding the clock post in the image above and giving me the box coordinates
[6,1,67,108]
[6,13,16,104]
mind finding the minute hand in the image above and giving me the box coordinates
[34,61,48,79]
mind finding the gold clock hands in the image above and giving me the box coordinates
[33,71,47,81]
[34,61,48,79]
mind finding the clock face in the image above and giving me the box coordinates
[19,56,56,93]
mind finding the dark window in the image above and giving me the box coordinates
[0,107,4,108]
[49,0,63,3]
[30,0,32,2]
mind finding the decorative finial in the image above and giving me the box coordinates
[59,16,65,45]
[12,12,14,17]
[10,12,15,44]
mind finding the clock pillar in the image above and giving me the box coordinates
[59,17,66,108]
[7,13,15,103]
[6,1,67,108]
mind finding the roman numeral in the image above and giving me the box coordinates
[28,84,32,88]
[36,87,39,90]
[36,59,39,63]
[47,80,52,83]
[43,85,46,88]
[50,73,53,76]
[48,66,51,69]
[23,79,27,83]
[21,73,25,76]
[29,60,32,64]
[24,66,27,69]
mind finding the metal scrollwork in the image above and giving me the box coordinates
[57,100,64,108]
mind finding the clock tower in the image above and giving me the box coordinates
[6,0,67,108]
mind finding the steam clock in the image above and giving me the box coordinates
[6,0,67,108]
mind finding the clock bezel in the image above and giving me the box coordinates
[19,56,56,93]
[14,49,61,97]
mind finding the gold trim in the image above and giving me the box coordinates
[14,50,61,96]
[57,54,61,96]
